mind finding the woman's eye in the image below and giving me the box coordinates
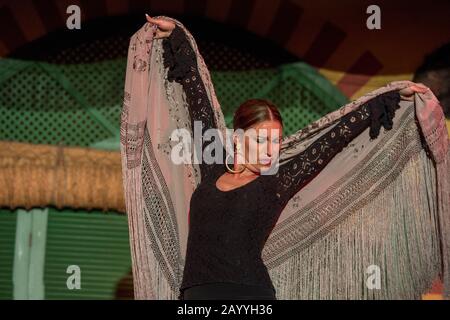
[256,137,267,143]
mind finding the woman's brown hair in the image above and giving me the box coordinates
[233,99,283,130]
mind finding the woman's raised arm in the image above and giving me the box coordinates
[147,15,225,179]
[274,90,401,204]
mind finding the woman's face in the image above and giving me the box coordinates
[236,120,283,174]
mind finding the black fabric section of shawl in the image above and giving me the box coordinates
[275,90,401,204]
[162,25,401,300]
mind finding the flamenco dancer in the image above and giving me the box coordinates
[141,15,432,300]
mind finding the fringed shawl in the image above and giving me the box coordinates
[120,17,450,299]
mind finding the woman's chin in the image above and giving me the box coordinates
[257,158,272,166]
[247,162,276,174]
[257,163,273,172]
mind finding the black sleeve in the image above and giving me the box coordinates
[162,25,225,180]
[275,90,402,204]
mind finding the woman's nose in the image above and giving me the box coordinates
[266,143,272,157]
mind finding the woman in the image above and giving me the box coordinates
[143,15,431,300]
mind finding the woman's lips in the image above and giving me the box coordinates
[259,158,272,165]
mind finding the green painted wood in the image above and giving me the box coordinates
[28,208,48,299]
[0,210,17,299]
[43,209,132,299]
[12,208,48,300]
[12,209,31,299]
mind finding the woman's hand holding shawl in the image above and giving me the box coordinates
[145,14,175,39]
[399,82,430,101]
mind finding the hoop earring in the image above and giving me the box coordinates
[225,154,245,173]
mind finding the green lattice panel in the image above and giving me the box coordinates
[0,59,347,147]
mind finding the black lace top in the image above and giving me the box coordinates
[162,25,402,299]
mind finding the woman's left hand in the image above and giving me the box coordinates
[399,83,430,100]
[145,14,176,39]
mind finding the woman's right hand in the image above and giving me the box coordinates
[145,14,176,39]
